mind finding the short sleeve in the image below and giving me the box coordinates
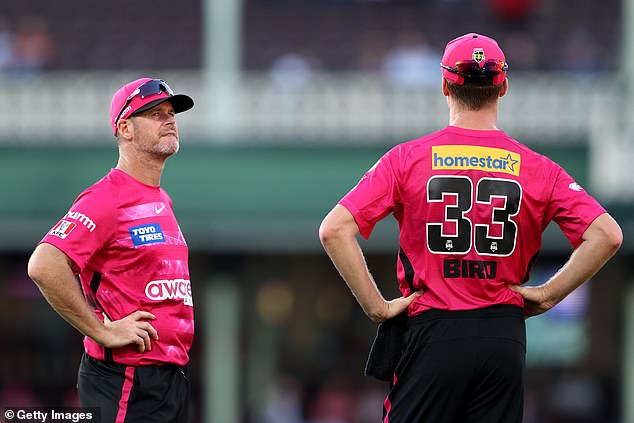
[547,166,606,249]
[40,187,116,271]
[339,149,400,239]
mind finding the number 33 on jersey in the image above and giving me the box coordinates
[339,126,606,312]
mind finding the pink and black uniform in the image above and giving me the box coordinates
[41,168,193,422]
[30,77,195,423]
[340,126,606,423]
[42,168,194,365]
[328,32,615,423]
[340,125,605,315]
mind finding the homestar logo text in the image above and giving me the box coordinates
[145,279,193,306]
[432,145,521,176]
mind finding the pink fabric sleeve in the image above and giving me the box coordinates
[39,188,116,271]
[339,150,400,239]
[547,166,606,249]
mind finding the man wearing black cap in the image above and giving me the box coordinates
[320,33,622,422]
[28,78,195,422]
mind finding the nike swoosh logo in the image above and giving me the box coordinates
[155,204,166,214]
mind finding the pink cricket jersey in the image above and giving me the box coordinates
[41,169,194,366]
[340,126,606,315]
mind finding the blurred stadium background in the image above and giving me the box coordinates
[1,0,633,422]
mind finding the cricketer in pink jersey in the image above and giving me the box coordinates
[340,126,608,315]
[28,78,195,423]
[320,34,622,423]
[40,168,194,366]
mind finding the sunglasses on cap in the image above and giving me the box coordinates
[440,59,508,77]
[115,79,175,125]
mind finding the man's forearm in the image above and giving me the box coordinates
[320,205,420,323]
[543,232,620,304]
[322,231,388,322]
[509,213,622,317]
[28,244,108,344]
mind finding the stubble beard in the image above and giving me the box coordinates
[137,132,179,159]
[157,137,179,157]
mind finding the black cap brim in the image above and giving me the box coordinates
[132,94,194,116]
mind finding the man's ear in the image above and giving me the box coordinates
[499,79,508,98]
[442,78,449,97]
[117,118,134,141]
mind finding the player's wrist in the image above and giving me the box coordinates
[365,300,390,323]
[89,317,115,347]
[538,282,562,309]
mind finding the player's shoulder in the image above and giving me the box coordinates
[159,187,174,206]
[72,169,122,210]
[402,128,448,148]
[388,128,448,159]
[496,133,568,187]
[503,135,560,167]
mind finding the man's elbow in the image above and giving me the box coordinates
[605,223,623,254]
[319,215,356,248]
[27,243,64,286]
[27,250,46,285]
[319,205,360,248]
[319,218,341,247]
[595,215,623,256]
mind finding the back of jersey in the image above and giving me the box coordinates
[339,126,605,315]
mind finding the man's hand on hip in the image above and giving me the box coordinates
[100,311,159,353]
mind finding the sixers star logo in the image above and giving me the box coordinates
[472,48,485,63]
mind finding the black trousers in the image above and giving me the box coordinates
[383,305,526,423]
[77,354,190,423]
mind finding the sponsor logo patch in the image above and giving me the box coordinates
[65,211,97,232]
[129,223,165,246]
[432,145,521,176]
[145,279,193,306]
[49,220,77,239]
